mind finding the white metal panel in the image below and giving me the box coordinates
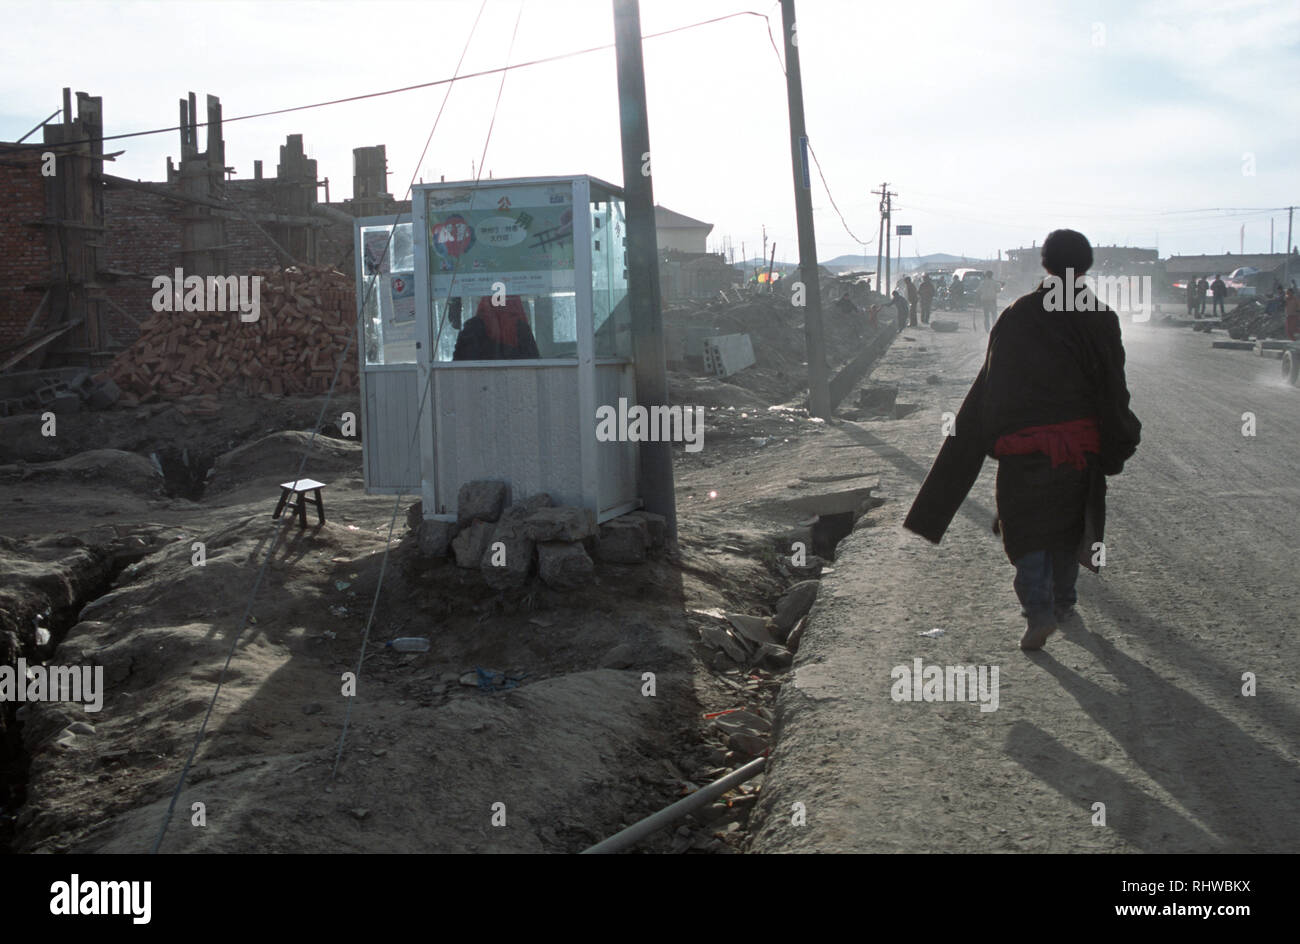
[362,368,422,490]
[355,213,420,495]
[594,361,639,515]
[413,194,439,516]
[431,364,584,511]
[573,177,599,514]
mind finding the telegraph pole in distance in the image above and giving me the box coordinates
[613,0,676,546]
[779,0,830,418]
[874,181,886,293]
[884,188,895,295]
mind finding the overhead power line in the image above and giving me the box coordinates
[1,10,776,153]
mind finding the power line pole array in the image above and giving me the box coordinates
[779,0,830,418]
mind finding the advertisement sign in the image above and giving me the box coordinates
[390,272,415,324]
[426,183,575,298]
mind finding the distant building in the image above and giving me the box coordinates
[1005,244,1158,274]
[1163,252,1294,279]
[655,205,713,254]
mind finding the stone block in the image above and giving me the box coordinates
[536,540,594,590]
[451,520,494,568]
[597,516,648,563]
[481,517,534,590]
[628,510,668,555]
[523,506,595,543]
[457,480,508,527]
[418,518,456,558]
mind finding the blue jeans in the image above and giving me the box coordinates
[1013,550,1079,628]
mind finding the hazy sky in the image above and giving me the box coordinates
[2,0,1297,264]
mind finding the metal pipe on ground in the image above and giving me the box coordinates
[580,756,767,855]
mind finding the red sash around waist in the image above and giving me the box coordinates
[993,417,1100,471]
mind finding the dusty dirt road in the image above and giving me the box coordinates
[748,317,1300,853]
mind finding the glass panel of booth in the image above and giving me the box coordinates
[359,219,417,366]
[423,181,579,363]
[590,186,631,359]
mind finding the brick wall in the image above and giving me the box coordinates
[0,151,51,350]
[2,165,379,358]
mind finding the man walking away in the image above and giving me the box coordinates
[904,276,919,327]
[979,270,1000,332]
[919,274,935,325]
[1197,276,1209,316]
[903,229,1141,651]
[1210,274,1227,317]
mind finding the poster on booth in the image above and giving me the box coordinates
[390,272,415,324]
[363,230,392,275]
[426,183,575,300]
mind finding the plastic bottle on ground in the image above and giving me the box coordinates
[386,637,430,653]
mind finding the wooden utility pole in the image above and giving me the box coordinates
[884,190,893,295]
[872,182,895,296]
[613,0,677,547]
[874,183,885,292]
[779,0,830,417]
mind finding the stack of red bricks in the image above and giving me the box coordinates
[105,264,358,406]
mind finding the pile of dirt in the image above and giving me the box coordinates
[204,430,363,495]
[1223,297,1288,340]
[664,283,888,406]
[0,450,165,499]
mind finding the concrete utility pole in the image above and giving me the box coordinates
[613,0,677,546]
[779,0,831,418]
[1286,206,1294,289]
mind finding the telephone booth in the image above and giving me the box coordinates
[355,176,640,522]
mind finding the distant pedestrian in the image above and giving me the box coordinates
[1210,274,1227,317]
[919,274,935,324]
[1185,279,1196,318]
[979,270,1000,332]
[904,276,919,327]
[892,289,909,331]
[1196,276,1209,316]
[904,229,1141,651]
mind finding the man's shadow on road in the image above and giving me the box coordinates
[1008,614,1299,852]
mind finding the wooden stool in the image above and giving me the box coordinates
[273,478,326,527]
